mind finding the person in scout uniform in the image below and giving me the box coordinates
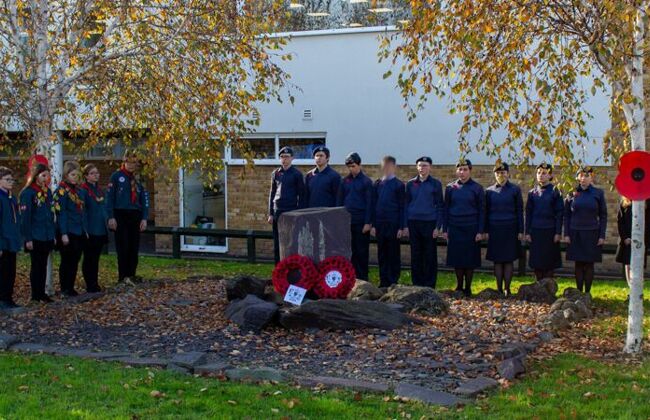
[54,161,88,297]
[80,164,107,293]
[484,162,524,296]
[564,166,607,294]
[267,146,304,264]
[106,150,149,283]
[304,146,341,208]
[443,158,484,297]
[404,156,444,288]
[337,152,373,281]
[0,167,21,309]
[370,156,406,287]
[20,163,56,303]
[525,162,563,280]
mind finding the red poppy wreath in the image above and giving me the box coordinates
[312,256,356,299]
[615,151,650,200]
[272,254,318,295]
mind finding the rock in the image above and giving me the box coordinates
[454,376,499,397]
[9,342,58,354]
[494,343,528,361]
[0,306,28,316]
[379,285,449,316]
[476,288,504,300]
[225,367,285,383]
[394,383,460,406]
[563,308,577,323]
[538,331,555,342]
[563,287,592,307]
[541,310,571,331]
[167,363,192,375]
[278,299,412,330]
[516,278,557,304]
[0,333,18,350]
[195,362,233,376]
[108,356,170,368]
[549,298,569,313]
[278,207,351,263]
[347,280,384,301]
[295,376,390,392]
[498,356,526,380]
[225,294,279,332]
[225,276,270,301]
[171,351,207,369]
[573,300,593,319]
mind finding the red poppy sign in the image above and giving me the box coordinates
[615,151,650,200]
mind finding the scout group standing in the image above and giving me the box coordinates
[268,148,611,296]
[0,150,148,309]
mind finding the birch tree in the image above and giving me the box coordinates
[0,0,292,181]
[382,1,648,352]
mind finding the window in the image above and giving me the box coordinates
[228,133,326,164]
[281,0,411,32]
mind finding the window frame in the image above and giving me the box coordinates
[227,132,326,166]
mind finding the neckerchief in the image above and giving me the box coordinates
[120,165,138,204]
[81,182,104,203]
[58,181,84,211]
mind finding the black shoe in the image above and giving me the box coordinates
[61,290,78,298]
[87,287,102,293]
[504,289,512,297]
[0,301,12,309]
[464,288,472,297]
[39,296,54,303]
[7,301,21,308]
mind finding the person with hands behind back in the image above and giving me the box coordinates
[106,150,149,283]
[80,164,107,293]
[0,167,21,309]
[20,163,56,303]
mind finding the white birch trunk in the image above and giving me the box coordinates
[623,6,647,353]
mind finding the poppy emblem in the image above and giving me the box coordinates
[119,176,126,183]
[615,151,650,200]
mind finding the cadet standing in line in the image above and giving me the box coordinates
[443,159,484,297]
[20,163,56,303]
[337,152,373,281]
[404,156,444,288]
[106,150,149,283]
[304,146,341,208]
[80,164,107,293]
[370,156,405,287]
[55,161,87,297]
[268,146,304,264]
[0,167,21,309]
[525,163,563,280]
[615,197,650,286]
[564,167,607,294]
[484,162,524,296]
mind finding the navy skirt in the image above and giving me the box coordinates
[486,222,520,263]
[528,227,562,270]
[447,223,481,268]
[566,229,602,263]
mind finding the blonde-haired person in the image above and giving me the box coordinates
[615,197,650,286]
[19,163,56,303]
[80,164,107,293]
[54,161,87,297]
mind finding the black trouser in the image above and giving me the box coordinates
[375,221,401,287]
[59,233,85,294]
[82,235,106,292]
[114,209,142,281]
[0,250,17,303]
[351,223,370,281]
[272,210,286,264]
[29,240,53,300]
[408,220,438,288]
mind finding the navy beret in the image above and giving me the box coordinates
[278,146,294,157]
[576,165,594,177]
[493,162,509,172]
[312,146,330,158]
[456,158,472,169]
[345,152,361,165]
[536,162,553,171]
[416,156,433,165]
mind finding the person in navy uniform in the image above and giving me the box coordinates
[337,152,373,281]
[106,150,150,283]
[525,163,563,280]
[80,164,107,293]
[304,146,341,208]
[615,197,650,286]
[370,156,405,287]
[404,156,444,288]
[20,163,56,303]
[0,167,21,309]
[268,146,304,264]
[484,162,524,296]
[443,158,484,297]
[564,167,607,294]
[54,161,88,297]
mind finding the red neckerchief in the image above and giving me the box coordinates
[59,181,84,211]
[120,165,138,204]
[80,182,103,202]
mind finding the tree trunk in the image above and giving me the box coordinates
[623,6,646,354]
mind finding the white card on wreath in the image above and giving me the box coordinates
[284,285,307,305]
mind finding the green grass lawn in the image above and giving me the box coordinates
[4,253,650,419]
